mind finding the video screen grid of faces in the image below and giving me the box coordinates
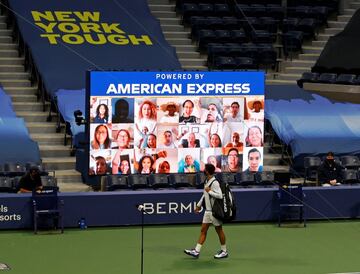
[88,96,264,175]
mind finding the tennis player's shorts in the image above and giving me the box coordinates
[202,211,223,227]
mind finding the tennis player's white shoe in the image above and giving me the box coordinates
[214,250,228,259]
[184,248,200,258]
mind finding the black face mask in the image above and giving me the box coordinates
[326,159,335,165]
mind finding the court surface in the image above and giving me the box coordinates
[1,220,359,274]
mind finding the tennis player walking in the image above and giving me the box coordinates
[184,164,228,259]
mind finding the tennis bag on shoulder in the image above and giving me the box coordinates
[210,179,237,222]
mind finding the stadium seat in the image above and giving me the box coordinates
[266,4,284,20]
[277,184,306,227]
[0,177,13,193]
[214,29,232,43]
[4,162,26,177]
[297,18,317,39]
[169,173,195,188]
[214,4,231,17]
[335,74,357,85]
[317,73,337,84]
[297,72,319,88]
[282,31,303,57]
[214,56,237,69]
[40,176,58,191]
[128,174,149,190]
[32,188,64,234]
[148,174,170,189]
[340,155,360,170]
[235,57,257,70]
[198,3,214,17]
[341,169,358,184]
[259,171,275,186]
[197,29,216,50]
[216,172,236,186]
[282,18,300,32]
[236,172,255,187]
[106,175,129,191]
[222,17,240,30]
[304,156,322,185]
[230,29,248,43]
[251,30,273,44]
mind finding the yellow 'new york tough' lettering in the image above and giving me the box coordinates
[31,11,153,46]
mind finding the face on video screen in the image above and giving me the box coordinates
[88,81,264,175]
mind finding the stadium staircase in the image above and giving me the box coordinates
[0,15,88,192]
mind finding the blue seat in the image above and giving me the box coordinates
[297,18,317,39]
[341,169,358,184]
[335,74,357,85]
[106,175,129,191]
[236,172,255,187]
[304,156,322,184]
[128,174,149,190]
[169,173,195,188]
[214,4,231,17]
[148,174,170,189]
[214,56,237,69]
[197,29,216,50]
[235,57,257,70]
[214,29,232,43]
[32,189,64,234]
[318,73,337,84]
[259,171,275,186]
[4,162,26,177]
[340,155,360,170]
[230,29,248,43]
[297,72,319,88]
[222,17,240,30]
[0,177,13,193]
[266,4,284,20]
[40,176,59,191]
[277,184,306,227]
[182,3,199,23]
[282,18,300,32]
[198,3,213,17]
[282,31,303,57]
[216,172,236,186]
[251,30,273,44]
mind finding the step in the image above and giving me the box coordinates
[0,79,31,87]
[302,46,323,54]
[31,133,67,145]
[263,153,283,165]
[39,145,72,158]
[167,37,193,46]
[327,20,347,28]
[324,28,343,35]
[298,53,320,61]
[13,102,44,112]
[0,72,28,80]
[148,0,174,4]
[181,65,208,71]
[0,29,12,36]
[161,24,185,32]
[0,49,19,58]
[4,87,38,95]
[0,43,17,50]
[163,31,189,39]
[350,2,360,9]
[176,51,201,59]
[311,40,328,47]
[285,67,311,74]
[16,111,51,122]
[151,11,177,18]
[148,4,175,12]
[343,8,356,15]
[282,59,316,67]
[275,73,302,81]
[159,17,182,25]
[0,57,25,65]
[0,65,24,72]
[26,122,57,134]
[0,22,7,29]
[317,34,332,41]
[0,36,12,43]
[336,15,352,22]
[42,157,76,170]
[174,44,199,52]
[9,94,38,102]
[179,58,207,66]
[266,79,296,85]
[58,182,90,192]
[262,165,289,172]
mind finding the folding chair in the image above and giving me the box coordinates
[277,184,306,227]
[32,189,64,234]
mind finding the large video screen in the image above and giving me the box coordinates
[87,71,265,175]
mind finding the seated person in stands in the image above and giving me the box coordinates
[245,148,263,173]
[91,125,111,150]
[223,148,241,172]
[318,151,342,186]
[112,99,134,123]
[18,166,43,193]
[180,132,200,148]
[178,154,200,173]
[93,104,109,123]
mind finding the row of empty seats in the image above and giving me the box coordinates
[298,72,360,87]
[0,176,58,193]
[105,171,279,191]
[0,162,48,177]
